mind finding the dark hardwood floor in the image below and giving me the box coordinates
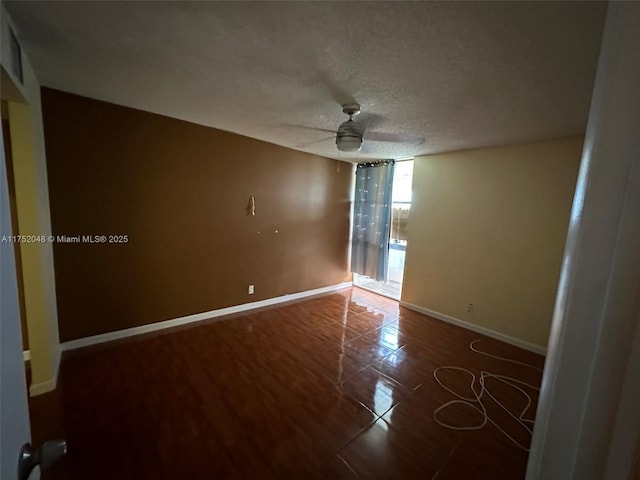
[29,287,545,479]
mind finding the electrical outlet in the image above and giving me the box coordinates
[466,303,474,313]
[248,284,255,295]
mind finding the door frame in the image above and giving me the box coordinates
[0,90,33,480]
[526,3,640,479]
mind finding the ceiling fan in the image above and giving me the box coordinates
[293,103,424,154]
[335,103,365,152]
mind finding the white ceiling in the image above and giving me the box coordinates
[5,1,606,162]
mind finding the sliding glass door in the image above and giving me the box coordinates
[354,160,414,299]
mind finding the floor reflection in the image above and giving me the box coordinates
[373,378,396,416]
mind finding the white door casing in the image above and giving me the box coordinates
[0,110,33,478]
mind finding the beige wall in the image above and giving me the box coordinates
[1,6,61,396]
[403,137,583,349]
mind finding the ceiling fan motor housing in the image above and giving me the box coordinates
[336,120,363,152]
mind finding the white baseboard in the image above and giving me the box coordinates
[399,301,547,355]
[61,282,353,353]
[28,344,61,397]
[29,377,56,396]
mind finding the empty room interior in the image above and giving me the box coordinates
[1,1,639,479]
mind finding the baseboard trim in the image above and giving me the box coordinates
[61,282,353,353]
[399,301,547,355]
[29,348,60,397]
[29,377,57,396]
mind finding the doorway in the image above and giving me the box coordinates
[354,159,413,299]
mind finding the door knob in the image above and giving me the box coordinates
[18,439,67,480]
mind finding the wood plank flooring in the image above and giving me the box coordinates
[29,287,545,479]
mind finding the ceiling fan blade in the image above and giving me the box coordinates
[317,71,357,106]
[366,131,425,145]
[281,123,336,134]
[295,136,335,148]
[359,141,376,155]
[358,112,386,131]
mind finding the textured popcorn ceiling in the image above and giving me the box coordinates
[5,1,606,162]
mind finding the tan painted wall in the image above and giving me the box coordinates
[1,6,61,395]
[2,112,29,351]
[41,88,353,342]
[402,137,583,349]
